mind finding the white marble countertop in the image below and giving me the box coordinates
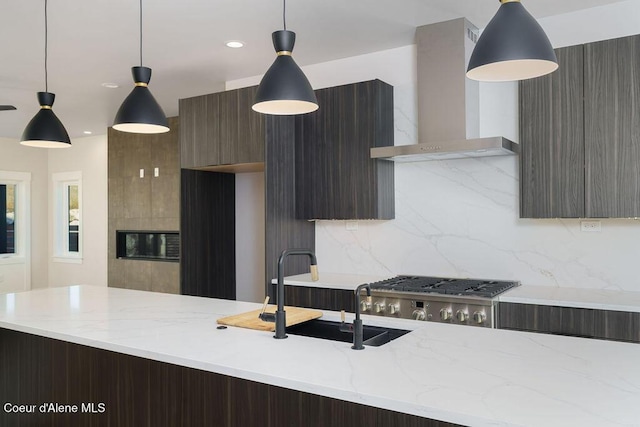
[1,285,639,427]
[271,272,387,290]
[276,273,640,313]
[499,285,640,313]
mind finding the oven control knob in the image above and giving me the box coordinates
[455,310,468,322]
[373,302,386,313]
[360,300,371,312]
[473,311,486,324]
[440,308,452,321]
[412,309,426,321]
[387,303,400,315]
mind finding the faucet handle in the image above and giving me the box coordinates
[260,296,270,315]
[310,264,319,281]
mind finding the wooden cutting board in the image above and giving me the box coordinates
[217,305,322,331]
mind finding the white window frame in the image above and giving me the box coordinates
[52,171,82,263]
[0,171,31,269]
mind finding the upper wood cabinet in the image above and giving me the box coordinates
[520,45,584,218]
[520,34,640,218]
[584,35,640,217]
[294,79,395,220]
[179,86,264,169]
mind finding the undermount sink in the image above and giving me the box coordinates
[286,319,411,347]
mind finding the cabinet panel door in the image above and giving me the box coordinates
[295,80,394,220]
[179,95,219,168]
[498,302,640,343]
[295,85,340,219]
[218,90,239,165]
[237,86,265,164]
[585,35,640,217]
[519,45,584,218]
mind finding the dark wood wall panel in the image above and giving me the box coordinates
[295,80,395,220]
[585,34,640,217]
[0,329,460,427]
[498,302,640,343]
[519,45,584,218]
[265,116,316,299]
[180,169,236,299]
[271,284,357,313]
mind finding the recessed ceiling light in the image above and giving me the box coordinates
[83,131,92,135]
[101,82,119,89]
[225,40,244,49]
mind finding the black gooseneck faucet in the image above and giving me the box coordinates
[259,248,318,339]
[352,283,371,350]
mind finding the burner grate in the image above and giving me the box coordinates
[369,275,519,298]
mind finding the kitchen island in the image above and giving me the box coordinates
[1,285,639,427]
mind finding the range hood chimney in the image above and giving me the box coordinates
[371,18,518,162]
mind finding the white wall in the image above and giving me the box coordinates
[0,134,108,292]
[0,138,48,291]
[235,172,265,303]
[48,135,108,288]
[226,3,640,292]
[541,0,640,48]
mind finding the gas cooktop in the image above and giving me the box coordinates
[364,275,520,327]
[368,275,519,299]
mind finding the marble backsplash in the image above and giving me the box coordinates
[316,155,640,292]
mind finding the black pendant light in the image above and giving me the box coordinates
[20,0,71,148]
[466,0,558,82]
[113,0,169,133]
[253,0,318,115]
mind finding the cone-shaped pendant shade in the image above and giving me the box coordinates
[113,66,169,134]
[20,92,71,148]
[466,0,558,82]
[253,30,318,115]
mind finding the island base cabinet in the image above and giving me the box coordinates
[0,328,459,427]
[498,302,640,343]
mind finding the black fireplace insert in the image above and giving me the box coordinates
[116,230,179,262]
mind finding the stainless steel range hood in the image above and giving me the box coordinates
[371,18,518,162]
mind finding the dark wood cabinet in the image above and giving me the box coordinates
[270,284,356,312]
[179,80,395,300]
[179,94,218,168]
[519,45,584,218]
[0,328,459,427]
[265,116,316,299]
[295,79,395,220]
[498,302,640,343]
[520,35,640,218]
[180,170,236,300]
[179,86,264,169]
[584,34,640,217]
[238,86,265,164]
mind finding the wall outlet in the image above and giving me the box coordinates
[139,169,144,178]
[581,220,601,232]
[154,167,159,177]
[345,220,358,231]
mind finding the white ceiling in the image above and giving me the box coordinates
[0,0,628,139]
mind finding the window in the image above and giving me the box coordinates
[0,171,31,264]
[53,172,82,262]
[0,184,16,254]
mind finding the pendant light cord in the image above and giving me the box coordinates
[44,0,48,92]
[283,0,286,31]
[139,0,143,66]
